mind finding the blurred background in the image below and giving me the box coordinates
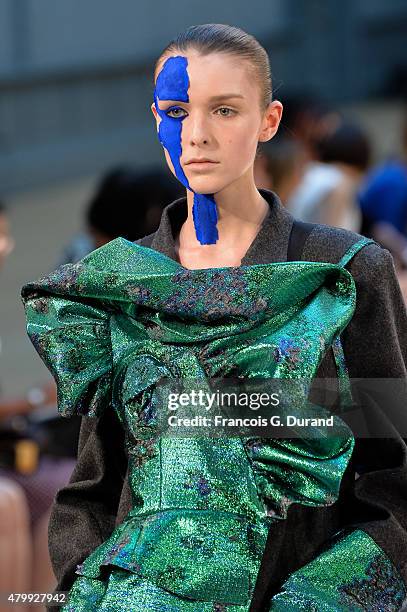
[0,0,407,608]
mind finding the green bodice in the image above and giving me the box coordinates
[22,235,405,609]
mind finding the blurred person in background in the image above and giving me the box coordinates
[357,105,407,304]
[358,105,407,269]
[0,201,15,272]
[0,201,32,612]
[253,135,307,205]
[57,165,183,265]
[0,200,73,607]
[286,120,371,232]
[278,94,342,163]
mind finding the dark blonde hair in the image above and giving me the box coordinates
[154,24,272,112]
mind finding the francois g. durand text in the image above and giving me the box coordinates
[167,414,335,428]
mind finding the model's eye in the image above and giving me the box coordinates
[165,107,187,118]
[215,107,236,117]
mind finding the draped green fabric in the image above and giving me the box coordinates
[21,236,406,611]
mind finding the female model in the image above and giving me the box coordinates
[22,24,407,611]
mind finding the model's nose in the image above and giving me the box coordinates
[184,113,210,147]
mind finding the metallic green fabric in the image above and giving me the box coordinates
[270,529,406,611]
[21,236,405,610]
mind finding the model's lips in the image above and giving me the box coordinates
[185,158,219,165]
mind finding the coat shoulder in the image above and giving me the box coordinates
[134,232,156,248]
[301,222,389,276]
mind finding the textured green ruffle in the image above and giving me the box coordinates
[75,508,264,605]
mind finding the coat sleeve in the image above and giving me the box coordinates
[21,277,129,602]
[47,410,128,597]
[270,243,407,611]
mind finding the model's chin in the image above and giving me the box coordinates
[186,176,226,196]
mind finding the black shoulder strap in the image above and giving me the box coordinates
[286,220,316,262]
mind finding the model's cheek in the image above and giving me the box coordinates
[158,113,187,184]
[163,149,176,176]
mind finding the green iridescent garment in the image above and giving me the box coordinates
[21,237,406,611]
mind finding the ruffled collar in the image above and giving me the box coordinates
[21,236,356,346]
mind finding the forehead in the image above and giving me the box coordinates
[155,51,253,100]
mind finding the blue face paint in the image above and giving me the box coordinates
[154,56,219,245]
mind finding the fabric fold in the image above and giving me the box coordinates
[75,509,255,605]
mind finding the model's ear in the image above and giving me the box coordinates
[258,100,283,143]
[151,101,160,132]
[151,101,158,120]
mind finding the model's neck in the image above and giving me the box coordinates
[182,179,269,248]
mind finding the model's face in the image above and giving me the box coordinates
[152,50,281,195]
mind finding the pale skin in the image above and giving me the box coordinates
[151,49,283,269]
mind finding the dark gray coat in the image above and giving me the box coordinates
[46,189,407,610]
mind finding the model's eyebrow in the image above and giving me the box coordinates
[158,94,244,104]
[207,94,245,102]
